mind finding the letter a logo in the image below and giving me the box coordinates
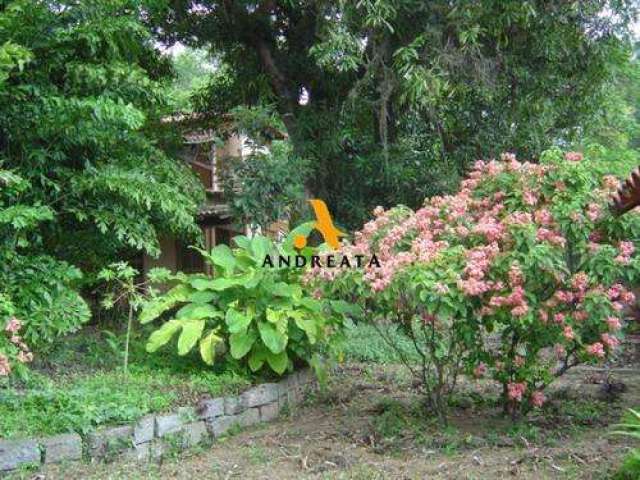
[293,199,345,250]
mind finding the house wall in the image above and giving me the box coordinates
[143,235,178,273]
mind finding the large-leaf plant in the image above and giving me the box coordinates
[140,230,357,375]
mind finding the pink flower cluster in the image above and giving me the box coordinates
[0,316,32,376]
[564,151,584,162]
[586,342,605,358]
[507,382,527,402]
[615,241,635,265]
[531,391,546,408]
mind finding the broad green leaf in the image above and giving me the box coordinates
[265,350,289,375]
[189,291,216,303]
[146,320,181,352]
[176,303,223,320]
[178,319,205,355]
[139,284,191,324]
[233,235,251,249]
[291,312,318,344]
[266,308,284,324]
[272,282,301,298]
[230,329,258,359]
[190,277,241,291]
[199,330,222,365]
[258,321,288,354]
[250,236,272,263]
[207,244,236,273]
[248,345,267,372]
[298,297,323,313]
[225,308,252,333]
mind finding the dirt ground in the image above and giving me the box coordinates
[11,360,640,480]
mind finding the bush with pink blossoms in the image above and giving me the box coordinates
[310,148,640,419]
[0,294,33,380]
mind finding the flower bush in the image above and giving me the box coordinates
[310,148,640,418]
[0,294,33,379]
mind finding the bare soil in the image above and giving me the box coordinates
[12,361,640,480]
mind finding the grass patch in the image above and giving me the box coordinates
[341,323,421,364]
[0,325,258,439]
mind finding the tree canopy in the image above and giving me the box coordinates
[150,0,638,227]
[0,0,204,272]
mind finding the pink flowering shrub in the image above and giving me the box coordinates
[0,294,33,379]
[309,148,640,418]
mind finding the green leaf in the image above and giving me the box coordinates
[139,285,191,324]
[272,282,301,298]
[298,297,323,312]
[189,291,216,303]
[291,311,318,344]
[258,321,288,354]
[248,345,267,372]
[177,319,205,355]
[230,329,258,359]
[207,244,236,273]
[146,320,181,352]
[233,235,251,249]
[266,308,285,324]
[190,277,241,291]
[250,236,272,263]
[265,350,289,375]
[199,330,222,365]
[225,308,253,333]
[176,303,223,320]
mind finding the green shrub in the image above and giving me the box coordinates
[140,233,357,376]
[0,168,89,374]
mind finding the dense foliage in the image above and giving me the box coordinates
[149,0,637,227]
[0,0,204,273]
[140,232,356,376]
[223,138,307,233]
[0,167,88,361]
[311,148,640,418]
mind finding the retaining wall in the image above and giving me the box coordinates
[0,369,317,472]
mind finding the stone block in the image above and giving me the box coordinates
[133,415,155,444]
[181,421,208,447]
[238,407,260,427]
[206,415,239,438]
[41,433,82,464]
[197,398,224,420]
[240,383,279,407]
[87,425,133,458]
[259,402,280,422]
[224,396,244,415]
[124,442,150,462]
[0,439,40,471]
[155,413,184,438]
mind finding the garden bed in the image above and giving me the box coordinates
[16,358,640,479]
[0,326,274,440]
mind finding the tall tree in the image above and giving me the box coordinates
[0,0,204,272]
[150,0,637,228]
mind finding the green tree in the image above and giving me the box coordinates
[150,0,638,228]
[0,0,204,277]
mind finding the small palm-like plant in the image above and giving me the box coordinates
[611,408,640,440]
